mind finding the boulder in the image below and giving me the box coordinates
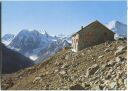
[91,85,100,90]
[69,84,85,90]
[117,79,124,86]
[98,55,104,59]
[104,48,110,52]
[61,64,70,69]
[115,46,126,56]
[65,55,70,60]
[82,83,91,90]
[123,78,127,86]
[54,69,59,73]
[115,56,126,64]
[33,76,42,84]
[105,60,117,67]
[108,81,117,89]
[86,64,99,77]
[59,70,66,75]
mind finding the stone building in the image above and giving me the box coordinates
[72,20,115,52]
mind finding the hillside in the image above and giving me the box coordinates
[1,39,127,90]
[1,43,34,74]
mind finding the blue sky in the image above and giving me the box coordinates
[2,1,127,36]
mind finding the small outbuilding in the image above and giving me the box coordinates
[72,20,115,52]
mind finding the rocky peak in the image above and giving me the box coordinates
[106,20,127,39]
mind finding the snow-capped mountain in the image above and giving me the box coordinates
[55,34,72,43]
[9,29,55,52]
[8,29,71,62]
[36,39,71,64]
[106,21,127,39]
[2,34,15,46]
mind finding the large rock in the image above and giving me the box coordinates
[115,46,126,56]
[59,70,66,75]
[69,84,85,90]
[98,55,103,59]
[33,76,42,84]
[86,64,99,77]
[82,82,91,90]
[115,56,126,64]
[108,81,117,89]
[105,60,117,67]
[91,85,100,90]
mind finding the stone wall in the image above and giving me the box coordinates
[72,34,79,52]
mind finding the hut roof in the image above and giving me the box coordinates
[72,20,115,37]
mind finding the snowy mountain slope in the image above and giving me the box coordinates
[2,34,15,46]
[55,34,72,43]
[36,39,71,64]
[8,29,71,61]
[9,30,41,53]
[106,21,127,39]
[8,30,53,58]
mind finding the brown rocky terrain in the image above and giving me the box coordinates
[1,39,127,90]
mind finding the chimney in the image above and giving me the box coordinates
[81,26,83,30]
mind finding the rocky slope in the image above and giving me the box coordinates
[1,39,127,90]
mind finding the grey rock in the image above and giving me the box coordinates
[82,82,91,90]
[123,78,127,86]
[59,70,66,75]
[104,48,110,52]
[69,84,85,90]
[117,78,124,86]
[54,69,59,73]
[86,64,99,77]
[33,76,42,84]
[65,55,70,60]
[91,85,100,90]
[115,56,125,63]
[98,55,104,59]
[115,46,126,56]
[108,81,117,89]
[105,60,117,67]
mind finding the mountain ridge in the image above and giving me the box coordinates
[6,29,70,62]
[2,34,15,46]
[1,43,34,74]
[106,20,127,39]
